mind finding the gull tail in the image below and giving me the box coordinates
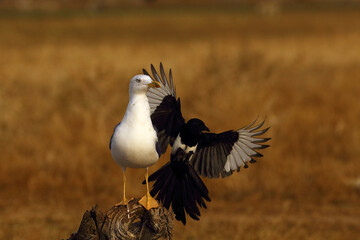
[144,149,211,225]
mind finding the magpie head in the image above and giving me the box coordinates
[180,118,209,147]
[186,118,210,134]
[129,74,160,95]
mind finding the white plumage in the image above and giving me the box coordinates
[109,74,160,210]
[171,133,198,155]
[111,90,159,169]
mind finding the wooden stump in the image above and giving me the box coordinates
[67,198,174,240]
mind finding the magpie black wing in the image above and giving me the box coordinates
[144,63,185,153]
[190,120,270,178]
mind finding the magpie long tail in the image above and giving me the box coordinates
[144,155,211,225]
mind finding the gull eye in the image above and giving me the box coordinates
[135,78,141,83]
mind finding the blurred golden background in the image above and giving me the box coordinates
[0,1,360,239]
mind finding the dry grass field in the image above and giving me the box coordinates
[0,6,360,240]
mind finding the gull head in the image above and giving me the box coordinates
[129,74,160,96]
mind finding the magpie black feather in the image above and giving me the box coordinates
[147,148,210,225]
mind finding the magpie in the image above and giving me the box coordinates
[109,74,161,210]
[142,63,270,224]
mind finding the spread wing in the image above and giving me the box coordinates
[144,63,185,153]
[190,120,270,178]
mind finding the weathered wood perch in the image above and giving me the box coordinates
[67,198,174,240]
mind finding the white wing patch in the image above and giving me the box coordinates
[145,63,176,114]
[172,134,198,157]
[224,120,269,172]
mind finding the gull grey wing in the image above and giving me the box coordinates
[109,122,121,150]
[190,120,270,178]
[144,63,185,153]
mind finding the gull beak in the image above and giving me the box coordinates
[147,80,161,88]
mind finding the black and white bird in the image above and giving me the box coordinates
[109,74,161,210]
[143,63,270,224]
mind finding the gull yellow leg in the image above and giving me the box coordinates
[139,167,159,210]
[115,169,131,206]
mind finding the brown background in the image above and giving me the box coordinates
[0,2,359,239]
